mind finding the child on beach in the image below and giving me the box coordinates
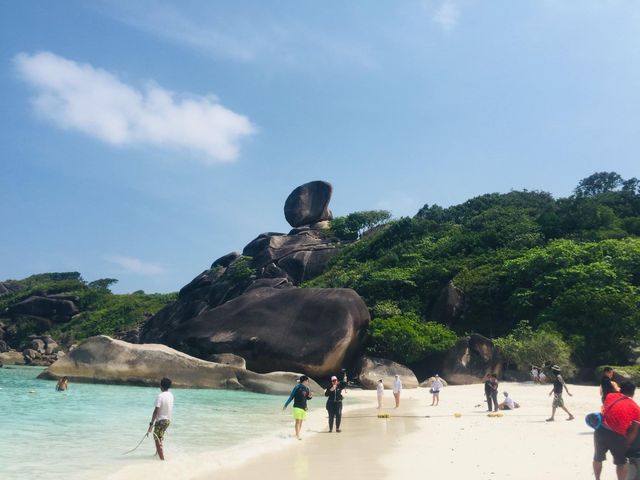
[148,377,174,460]
[377,379,384,410]
[283,375,313,440]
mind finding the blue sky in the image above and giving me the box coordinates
[1,1,639,293]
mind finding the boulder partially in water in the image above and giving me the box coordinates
[38,335,322,395]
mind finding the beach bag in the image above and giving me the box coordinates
[585,396,630,430]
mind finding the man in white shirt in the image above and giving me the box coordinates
[393,374,402,408]
[148,377,174,460]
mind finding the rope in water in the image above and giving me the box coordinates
[122,431,161,455]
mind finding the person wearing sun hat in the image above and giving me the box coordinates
[546,365,574,422]
[325,374,347,432]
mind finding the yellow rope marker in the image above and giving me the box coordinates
[377,413,390,418]
[454,413,462,418]
[487,412,504,417]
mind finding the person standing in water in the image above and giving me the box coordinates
[55,376,69,391]
[148,377,174,460]
[283,375,313,440]
[325,375,346,432]
[546,366,574,421]
[393,374,403,408]
[376,379,384,411]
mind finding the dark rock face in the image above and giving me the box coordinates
[243,230,338,284]
[431,281,465,326]
[143,286,369,378]
[212,251,240,268]
[0,281,23,297]
[441,334,502,385]
[7,296,79,322]
[284,181,333,228]
[208,353,246,369]
[357,356,419,389]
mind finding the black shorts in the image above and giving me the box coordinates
[594,426,628,465]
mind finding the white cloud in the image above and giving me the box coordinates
[433,0,460,31]
[14,51,255,163]
[107,255,165,275]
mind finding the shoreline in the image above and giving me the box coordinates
[107,382,608,480]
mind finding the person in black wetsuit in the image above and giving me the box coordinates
[325,375,347,433]
[484,374,498,412]
[283,375,313,440]
[601,367,620,404]
[546,366,574,421]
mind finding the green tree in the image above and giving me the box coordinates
[574,171,623,197]
[367,315,457,364]
[331,210,392,241]
[494,321,575,377]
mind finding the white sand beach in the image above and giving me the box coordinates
[108,381,620,480]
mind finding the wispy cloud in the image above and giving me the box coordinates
[14,51,255,163]
[97,2,376,69]
[432,0,460,31]
[107,255,165,275]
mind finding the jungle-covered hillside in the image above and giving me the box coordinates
[307,172,640,370]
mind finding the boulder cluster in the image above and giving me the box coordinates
[140,181,371,378]
[21,334,64,366]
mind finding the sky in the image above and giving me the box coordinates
[1,1,639,293]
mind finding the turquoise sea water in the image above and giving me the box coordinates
[0,366,311,480]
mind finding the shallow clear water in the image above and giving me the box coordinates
[0,366,305,479]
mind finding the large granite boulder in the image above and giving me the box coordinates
[357,356,419,390]
[431,281,465,326]
[243,230,338,284]
[208,353,246,369]
[38,336,322,395]
[7,295,79,322]
[0,350,24,365]
[284,181,333,228]
[441,334,502,385]
[142,286,370,378]
[420,376,449,388]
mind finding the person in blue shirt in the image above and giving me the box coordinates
[283,375,313,440]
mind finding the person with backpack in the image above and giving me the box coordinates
[593,381,640,480]
[283,375,313,440]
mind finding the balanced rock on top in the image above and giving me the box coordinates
[284,181,333,228]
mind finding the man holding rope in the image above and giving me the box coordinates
[148,377,174,460]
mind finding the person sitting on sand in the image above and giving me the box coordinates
[531,366,540,384]
[283,375,313,440]
[430,374,443,406]
[593,381,640,480]
[148,377,173,460]
[376,379,384,411]
[393,374,402,408]
[55,376,69,391]
[498,391,520,410]
[325,375,347,432]
[546,366,574,422]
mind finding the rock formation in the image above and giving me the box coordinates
[144,286,369,378]
[140,181,371,377]
[441,334,502,384]
[284,181,333,227]
[356,356,419,389]
[38,335,322,395]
